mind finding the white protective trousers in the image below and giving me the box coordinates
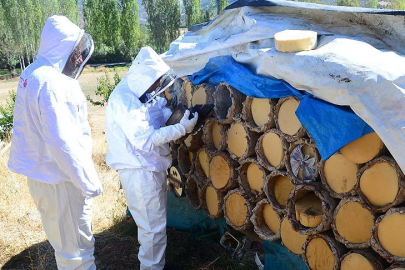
[119,169,167,270]
[28,178,96,270]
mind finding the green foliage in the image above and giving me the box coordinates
[216,0,228,14]
[184,0,204,28]
[0,91,16,141]
[369,0,378,8]
[142,0,181,53]
[336,0,359,7]
[120,0,140,57]
[393,0,405,9]
[87,71,121,107]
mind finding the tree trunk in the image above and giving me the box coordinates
[251,198,283,241]
[286,183,337,235]
[332,196,375,249]
[264,170,295,214]
[226,119,260,161]
[213,83,245,124]
[203,118,229,151]
[190,83,215,107]
[223,189,253,231]
[238,158,268,202]
[208,151,238,193]
[256,129,289,171]
[242,96,276,133]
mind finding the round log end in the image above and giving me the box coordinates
[251,199,282,241]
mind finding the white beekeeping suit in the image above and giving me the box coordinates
[8,16,102,270]
[106,46,198,270]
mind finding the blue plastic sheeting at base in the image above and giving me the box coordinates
[167,192,228,235]
[296,95,374,159]
[264,240,307,270]
[189,56,373,160]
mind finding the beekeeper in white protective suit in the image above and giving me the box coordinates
[105,46,198,270]
[8,16,102,269]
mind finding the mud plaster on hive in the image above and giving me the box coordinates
[286,183,338,235]
[340,249,386,270]
[191,83,215,107]
[356,156,405,213]
[177,144,194,176]
[208,151,238,193]
[275,97,307,142]
[250,198,283,241]
[213,83,245,124]
[223,189,253,231]
[178,77,194,108]
[242,97,276,133]
[238,158,268,202]
[203,118,229,151]
[331,196,375,249]
[256,129,289,171]
[201,183,224,219]
[227,119,260,161]
[182,129,203,152]
[185,174,204,210]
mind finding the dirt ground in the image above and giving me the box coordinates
[0,68,261,270]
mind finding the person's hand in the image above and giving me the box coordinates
[180,110,198,133]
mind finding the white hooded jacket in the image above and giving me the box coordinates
[8,16,102,197]
[106,47,187,172]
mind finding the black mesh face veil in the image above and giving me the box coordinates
[62,33,94,79]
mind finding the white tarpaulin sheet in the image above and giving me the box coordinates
[162,1,405,173]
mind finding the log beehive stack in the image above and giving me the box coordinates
[172,78,405,268]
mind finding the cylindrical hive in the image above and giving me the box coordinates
[340,132,385,164]
[242,97,276,133]
[227,120,260,160]
[340,249,386,270]
[208,151,238,193]
[286,139,320,184]
[264,170,295,214]
[286,184,337,235]
[275,96,306,141]
[387,264,405,270]
[332,197,375,249]
[203,118,228,151]
[280,216,308,256]
[177,144,195,176]
[182,129,203,152]
[201,183,224,219]
[302,233,346,270]
[179,77,194,108]
[371,207,405,263]
[194,148,211,179]
[185,174,203,210]
[238,158,268,201]
[357,156,405,213]
[223,189,252,231]
[168,166,186,198]
[250,199,282,241]
[256,129,289,171]
[213,83,245,124]
[191,83,215,107]
[320,153,359,198]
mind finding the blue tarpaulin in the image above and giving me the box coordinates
[264,240,307,270]
[188,56,373,160]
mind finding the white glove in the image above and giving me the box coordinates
[180,110,198,133]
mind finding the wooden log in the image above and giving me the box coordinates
[264,170,295,214]
[320,153,359,198]
[201,183,224,219]
[275,96,306,141]
[387,264,405,270]
[340,132,386,164]
[242,97,276,133]
[238,158,268,202]
[302,233,346,270]
[213,83,245,124]
[332,197,375,249]
[256,129,289,171]
[286,183,337,235]
[191,83,215,107]
[203,118,228,151]
[341,249,386,270]
[250,198,283,241]
[169,141,179,166]
[285,138,320,184]
[357,156,405,213]
[371,207,405,263]
[280,216,308,256]
[179,77,194,108]
[223,189,253,231]
[181,129,203,151]
[177,144,195,176]
[185,174,203,210]
[168,165,186,198]
[208,151,238,193]
[194,148,211,179]
[227,119,260,161]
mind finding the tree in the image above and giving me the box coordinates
[393,0,405,9]
[369,0,378,8]
[216,0,228,14]
[204,0,216,22]
[184,0,203,28]
[142,0,181,53]
[336,0,359,6]
[120,0,140,57]
[59,0,79,24]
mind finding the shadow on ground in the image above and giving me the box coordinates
[2,218,258,270]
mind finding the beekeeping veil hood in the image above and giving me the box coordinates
[37,15,94,79]
[125,46,171,99]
